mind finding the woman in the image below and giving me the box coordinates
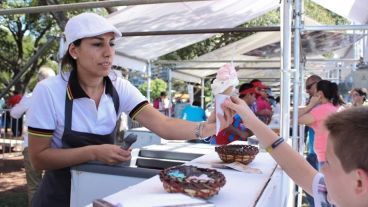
[27,13,229,206]
[349,88,367,107]
[298,80,345,168]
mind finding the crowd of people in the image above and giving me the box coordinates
[2,12,367,207]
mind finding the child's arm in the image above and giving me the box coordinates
[223,96,318,195]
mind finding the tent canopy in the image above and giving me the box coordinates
[107,0,279,71]
[106,0,367,83]
[169,16,365,83]
[312,0,368,24]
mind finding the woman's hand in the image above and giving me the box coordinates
[308,95,321,107]
[218,102,234,131]
[92,144,131,165]
[204,100,234,136]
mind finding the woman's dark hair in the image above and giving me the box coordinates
[238,83,254,99]
[61,39,82,73]
[316,80,345,106]
[192,100,201,107]
[160,91,167,97]
[351,88,367,102]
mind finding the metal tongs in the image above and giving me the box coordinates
[120,133,137,150]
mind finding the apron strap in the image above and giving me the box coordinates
[64,79,120,133]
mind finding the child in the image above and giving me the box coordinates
[212,83,256,144]
[223,97,368,207]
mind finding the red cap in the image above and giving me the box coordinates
[252,81,268,89]
[239,87,256,95]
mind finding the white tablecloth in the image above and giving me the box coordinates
[89,151,278,207]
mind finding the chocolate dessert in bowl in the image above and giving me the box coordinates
[215,145,259,165]
[159,165,226,199]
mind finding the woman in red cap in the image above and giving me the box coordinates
[250,79,273,125]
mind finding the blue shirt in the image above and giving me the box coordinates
[181,105,206,122]
[308,128,316,154]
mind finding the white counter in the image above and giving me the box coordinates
[87,149,289,207]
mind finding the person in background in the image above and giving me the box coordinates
[7,90,23,137]
[153,91,170,116]
[211,83,257,145]
[181,100,206,122]
[298,80,345,169]
[349,88,367,107]
[0,97,5,134]
[10,67,56,207]
[224,96,368,207]
[27,13,231,206]
[250,79,273,125]
[174,97,190,119]
[297,74,322,207]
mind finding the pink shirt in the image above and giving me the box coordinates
[309,103,338,161]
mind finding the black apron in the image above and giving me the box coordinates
[32,85,120,207]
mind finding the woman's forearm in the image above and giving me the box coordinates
[30,144,95,170]
[136,106,216,140]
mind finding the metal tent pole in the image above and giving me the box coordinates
[280,0,293,206]
[0,0,210,15]
[147,61,152,102]
[201,78,205,109]
[280,0,292,144]
[292,0,304,206]
[122,26,281,36]
[168,68,172,117]
[303,25,368,31]
[174,67,282,70]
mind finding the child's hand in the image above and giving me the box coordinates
[223,96,258,126]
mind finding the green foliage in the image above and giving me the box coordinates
[0,0,108,96]
[305,0,349,25]
[138,78,167,101]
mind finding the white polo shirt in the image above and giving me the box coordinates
[27,71,148,148]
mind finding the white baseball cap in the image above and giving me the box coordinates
[64,12,121,54]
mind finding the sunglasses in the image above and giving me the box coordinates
[306,82,317,90]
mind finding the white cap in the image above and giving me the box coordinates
[64,13,121,54]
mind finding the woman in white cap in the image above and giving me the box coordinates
[27,13,230,206]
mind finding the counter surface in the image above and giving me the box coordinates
[90,151,278,207]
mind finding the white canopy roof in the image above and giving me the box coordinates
[106,0,366,84]
[312,0,368,24]
[107,0,279,71]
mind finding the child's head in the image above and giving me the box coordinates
[322,106,368,206]
[238,83,256,105]
[250,79,268,98]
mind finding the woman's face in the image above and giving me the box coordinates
[69,32,116,78]
[350,90,364,105]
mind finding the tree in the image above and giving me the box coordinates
[138,78,167,101]
[0,0,109,97]
[0,1,59,94]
